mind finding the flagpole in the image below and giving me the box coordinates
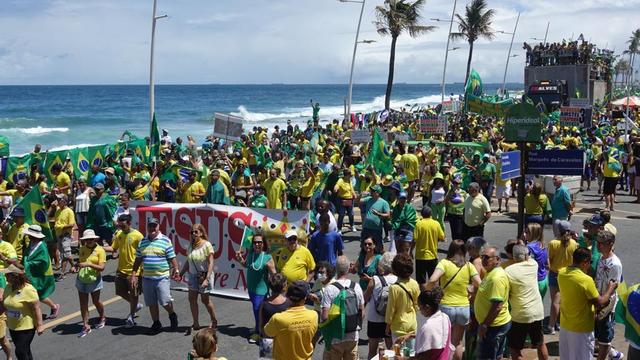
[149,0,167,136]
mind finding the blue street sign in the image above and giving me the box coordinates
[500,151,521,180]
[527,150,584,176]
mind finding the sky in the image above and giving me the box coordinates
[0,0,638,85]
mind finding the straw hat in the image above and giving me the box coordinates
[22,224,45,239]
[79,229,100,241]
[0,264,24,275]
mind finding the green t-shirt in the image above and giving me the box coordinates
[578,233,600,276]
[246,251,272,296]
[479,162,496,181]
[250,194,268,208]
[362,197,390,230]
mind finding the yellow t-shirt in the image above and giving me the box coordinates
[5,283,39,331]
[413,218,445,260]
[54,207,75,237]
[79,244,106,266]
[56,172,71,194]
[299,176,316,198]
[112,229,144,275]
[548,239,578,273]
[523,194,548,215]
[0,241,17,270]
[182,181,205,203]
[436,259,478,306]
[263,306,318,360]
[274,245,316,284]
[474,267,511,327]
[463,195,491,227]
[603,159,620,178]
[263,178,287,209]
[7,223,29,262]
[385,278,420,335]
[558,266,600,333]
[132,184,149,201]
[400,154,420,182]
[334,178,354,199]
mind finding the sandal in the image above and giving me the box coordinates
[49,304,61,319]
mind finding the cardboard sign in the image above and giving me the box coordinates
[350,129,371,144]
[560,106,581,127]
[419,114,446,135]
[213,113,244,141]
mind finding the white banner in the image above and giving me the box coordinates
[350,129,371,144]
[213,113,244,141]
[129,201,310,299]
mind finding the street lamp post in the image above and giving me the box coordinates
[498,12,520,97]
[149,0,167,132]
[339,0,366,121]
[436,0,457,105]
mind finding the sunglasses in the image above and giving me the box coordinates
[287,237,297,242]
[364,242,374,247]
[253,241,263,244]
[190,230,199,234]
[481,254,497,260]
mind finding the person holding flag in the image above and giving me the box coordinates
[1,207,29,262]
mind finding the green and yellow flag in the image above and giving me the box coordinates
[43,151,67,184]
[465,69,483,97]
[319,288,346,349]
[5,154,31,184]
[16,187,54,243]
[0,135,9,157]
[366,128,393,175]
[87,145,106,169]
[68,147,91,179]
[240,226,254,250]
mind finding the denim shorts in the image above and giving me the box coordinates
[548,271,559,288]
[187,273,214,294]
[440,305,470,326]
[477,321,511,360]
[594,313,615,345]
[142,277,173,306]
[75,276,103,294]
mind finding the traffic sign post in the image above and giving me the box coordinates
[500,151,521,180]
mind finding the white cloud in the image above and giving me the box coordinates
[0,0,638,84]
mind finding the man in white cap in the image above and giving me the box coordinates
[273,230,315,284]
[130,218,180,334]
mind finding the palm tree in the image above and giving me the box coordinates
[449,0,496,85]
[614,59,630,85]
[624,29,640,84]
[375,0,436,110]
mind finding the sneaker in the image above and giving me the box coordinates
[49,304,61,320]
[554,323,560,332]
[94,318,106,329]
[609,349,624,359]
[249,333,260,344]
[78,327,92,338]
[148,321,163,334]
[169,312,178,330]
[351,226,357,233]
[542,326,555,335]
[135,303,143,314]
[125,315,136,328]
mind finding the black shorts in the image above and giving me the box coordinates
[603,177,618,195]
[367,321,390,339]
[507,320,544,349]
[415,259,438,285]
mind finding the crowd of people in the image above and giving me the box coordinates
[523,40,614,81]
[0,100,638,359]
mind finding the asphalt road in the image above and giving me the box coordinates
[28,187,640,360]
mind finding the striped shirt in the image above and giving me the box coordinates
[136,233,176,279]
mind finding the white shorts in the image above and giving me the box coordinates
[495,185,511,199]
[559,328,594,360]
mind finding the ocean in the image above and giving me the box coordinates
[0,83,521,155]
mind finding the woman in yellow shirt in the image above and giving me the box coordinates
[334,169,356,233]
[3,265,44,360]
[385,253,420,347]
[72,229,107,338]
[523,183,548,227]
[546,221,578,335]
[426,240,481,360]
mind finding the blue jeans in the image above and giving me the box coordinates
[477,321,511,360]
[248,292,266,333]
[336,202,354,231]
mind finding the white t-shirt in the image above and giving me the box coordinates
[316,210,338,233]
[431,188,445,205]
[414,310,453,355]
[367,274,398,323]
[74,189,91,213]
[595,253,622,310]
[321,278,364,345]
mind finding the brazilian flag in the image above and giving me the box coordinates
[5,154,31,184]
[465,69,483,97]
[87,145,106,169]
[319,287,346,349]
[366,128,393,175]
[69,147,91,179]
[240,226,254,250]
[43,150,67,184]
[16,187,54,243]
[126,139,149,164]
[167,163,201,182]
[0,135,9,157]
[615,282,640,347]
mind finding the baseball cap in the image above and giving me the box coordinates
[286,280,310,302]
[148,218,160,226]
[586,214,604,226]
[370,184,382,193]
[390,181,402,192]
[284,230,298,240]
[94,183,105,190]
[557,220,572,234]
[398,191,408,199]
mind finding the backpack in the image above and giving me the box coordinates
[374,275,394,316]
[332,281,361,333]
